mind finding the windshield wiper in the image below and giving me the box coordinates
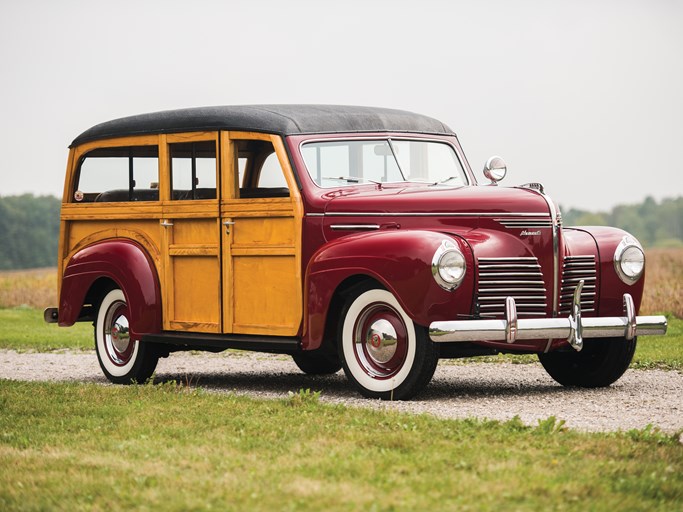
[323,176,370,183]
[431,176,461,185]
[323,176,383,186]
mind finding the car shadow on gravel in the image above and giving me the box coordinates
[154,370,356,397]
[152,368,571,401]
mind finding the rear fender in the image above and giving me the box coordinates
[302,230,475,349]
[58,240,161,337]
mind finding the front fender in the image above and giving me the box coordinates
[59,239,162,337]
[565,226,645,315]
[303,230,475,349]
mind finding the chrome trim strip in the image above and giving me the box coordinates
[479,257,539,260]
[480,272,543,277]
[481,288,548,293]
[525,189,560,353]
[496,220,553,228]
[330,224,380,231]
[480,280,546,286]
[479,263,541,274]
[322,212,551,218]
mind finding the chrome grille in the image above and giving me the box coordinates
[559,255,596,314]
[477,257,548,318]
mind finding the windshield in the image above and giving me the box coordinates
[300,139,468,188]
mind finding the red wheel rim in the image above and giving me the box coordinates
[103,301,135,366]
[352,302,408,379]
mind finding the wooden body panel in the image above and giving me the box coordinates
[60,130,303,339]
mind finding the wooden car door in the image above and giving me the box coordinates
[220,132,303,336]
[160,132,221,333]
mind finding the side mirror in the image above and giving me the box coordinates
[483,156,507,184]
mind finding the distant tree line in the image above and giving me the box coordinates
[0,194,61,270]
[562,196,683,248]
[0,194,680,270]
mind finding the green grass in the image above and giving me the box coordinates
[0,380,681,511]
[632,314,683,370]
[0,307,93,351]
[1,308,682,371]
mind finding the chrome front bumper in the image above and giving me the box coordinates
[429,281,667,351]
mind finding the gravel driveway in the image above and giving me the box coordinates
[1,349,681,434]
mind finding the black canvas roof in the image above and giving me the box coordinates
[71,105,454,147]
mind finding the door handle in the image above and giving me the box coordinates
[161,220,174,227]
[222,220,235,234]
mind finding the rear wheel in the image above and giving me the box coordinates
[538,337,637,388]
[95,289,159,384]
[338,284,438,400]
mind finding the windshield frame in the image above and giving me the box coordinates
[297,135,472,189]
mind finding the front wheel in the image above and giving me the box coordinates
[95,288,159,384]
[338,285,438,400]
[538,337,637,388]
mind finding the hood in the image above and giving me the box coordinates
[320,184,560,321]
[322,184,551,216]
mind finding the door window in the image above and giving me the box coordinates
[170,141,217,200]
[236,140,290,198]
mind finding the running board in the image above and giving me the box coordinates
[142,332,301,354]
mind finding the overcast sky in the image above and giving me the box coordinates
[1,0,681,211]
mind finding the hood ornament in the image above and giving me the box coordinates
[519,182,545,194]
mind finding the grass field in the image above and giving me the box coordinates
[0,253,681,510]
[0,380,681,511]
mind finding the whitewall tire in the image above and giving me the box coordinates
[95,288,158,384]
[338,285,438,400]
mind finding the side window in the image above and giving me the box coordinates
[170,141,217,200]
[236,140,290,198]
[259,153,288,188]
[75,146,159,203]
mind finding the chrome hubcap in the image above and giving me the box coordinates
[353,303,408,379]
[104,301,134,366]
[365,318,398,364]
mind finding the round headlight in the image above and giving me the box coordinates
[614,236,645,284]
[432,240,466,290]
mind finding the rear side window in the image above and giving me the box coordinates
[75,146,159,203]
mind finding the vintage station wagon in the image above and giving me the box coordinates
[45,105,667,399]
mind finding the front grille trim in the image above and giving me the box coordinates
[476,256,548,318]
[559,255,597,314]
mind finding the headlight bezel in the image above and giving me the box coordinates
[432,240,466,291]
[613,236,645,285]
